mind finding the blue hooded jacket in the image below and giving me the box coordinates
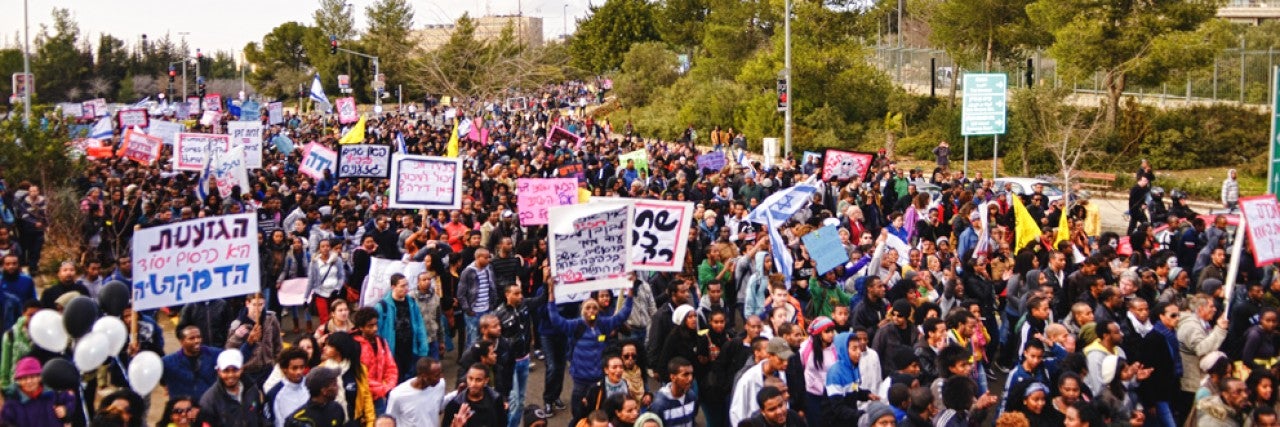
[824,332,871,422]
[547,296,633,382]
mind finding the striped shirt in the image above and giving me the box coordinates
[474,268,493,313]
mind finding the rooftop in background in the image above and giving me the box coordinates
[415,15,544,52]
[1219,0,1280,25]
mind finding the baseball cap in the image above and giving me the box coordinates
[216,349,243,371]
[766,337,794,360]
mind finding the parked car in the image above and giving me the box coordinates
[993,177,1065,203]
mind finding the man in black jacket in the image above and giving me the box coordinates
[285,367,347,427]
[646,280,691,379]
[199,350,266,427]
[444,364,507,427]
[738,386,806,427]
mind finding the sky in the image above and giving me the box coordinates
[3,0,593,55]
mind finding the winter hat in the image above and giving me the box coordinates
[1100,355,1120,384]
[891,348,918,371]
[634,413,664,427]
[13,357,40,379]
[891,300,914,320]
[808,316,835,335]
[1168,266,1184,283]
[1201,278,1224,296]
[305,367,341,396]
[672,304,696,326]
[1024,382,1050,398]
[858,401,896,427]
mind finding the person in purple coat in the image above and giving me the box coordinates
[0,357,76,427]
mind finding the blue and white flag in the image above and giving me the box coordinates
[130,97,151,109]
[88,117,114,140]
[196,153,214,202]
[766,214,794,279]
[395,132,407,153]
[310,74,331,113]
[745,175,822,225]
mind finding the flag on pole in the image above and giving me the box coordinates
[395,132,407,153]
[310,74,331,113]
[745,175,823,224]
[1012,196,1042,252]
[766,214,793,279]
[446,118,460,158]
[197,153,214,202]
[339,115,366,145]
[130,97,152,109]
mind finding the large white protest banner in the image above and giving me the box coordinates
[622,199,695,272]
[359,258,427,307]
[516,178,578,226]
[61,103,82,118]
[337,144,392,179]
[147,120,184,145]
[174,133,230,171]
[117,109,149,130]
[267,102,284,125]
[130,213,259,311]
[85,98,107,117]
[388,154,463,209]
[227,121,264,169]
[549,201,632,302]
[208,146,249,198]
[1241,195,1280,266]
[299,142,337,180]
[120,128,162,165]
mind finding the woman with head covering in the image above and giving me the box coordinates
[858,401,896,427]
[659,305,709,382]
[799,316,837,427]
[1004,381,1058,425]
[0,357,77,427]
[320,332,375,427]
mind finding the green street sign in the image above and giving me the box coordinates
[961,73,1007,136]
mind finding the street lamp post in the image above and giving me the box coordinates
[21,0,32,125]
[563,4,568,38]
[783,0,792,158]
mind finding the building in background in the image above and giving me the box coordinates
[1219,0,1280,25]
[416,15,544,52]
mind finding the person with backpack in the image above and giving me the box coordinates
[545,280,633,426]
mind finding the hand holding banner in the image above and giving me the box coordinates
[131,214,260,311]
[299,142,337,180]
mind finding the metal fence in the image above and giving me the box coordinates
[872,43,1280,106]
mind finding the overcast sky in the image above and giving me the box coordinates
[3,0,592,55]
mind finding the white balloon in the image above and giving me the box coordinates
[28,309,68,353]
[92,316,128,355]
[127,351,163,395]
[73,332,111,373]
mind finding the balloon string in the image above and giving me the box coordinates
[113,356,129,385]
[78,381,90,426]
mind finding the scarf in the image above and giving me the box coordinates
[1127,312,1154,337]
[622,367,645,402]
[321,359,351,410]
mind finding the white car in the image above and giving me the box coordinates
[993,177,1064,203]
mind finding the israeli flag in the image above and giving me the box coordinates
[310,74,331,113]
[88,117,113,140]
[395,132,407,153]
[130,96,152,108]
[745,175,822,225]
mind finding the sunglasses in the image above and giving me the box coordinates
[173,407,192,415]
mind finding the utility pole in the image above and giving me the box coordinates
[783,0,793,158]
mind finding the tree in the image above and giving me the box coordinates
[569,0,661,73]
[33,8,92,101]
[364,0,416,88]
[655,0,708,50]
[244,22,322,100]
[95,35,129,98]
[1027,0,1224,129]
[614,42,680,107]
[921,0,1045,106]
[1013,86,1102,196]
[314,0,356,40]
[408,16,568,99]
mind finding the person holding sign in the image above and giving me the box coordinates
[545,280,633,426]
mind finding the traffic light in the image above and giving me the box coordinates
[168,65,176,83]
[330,36,338,55]
[197,76,206,97]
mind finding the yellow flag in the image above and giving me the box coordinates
[1054,203,1071,247]
[446,118,460,158]
[1012,195,1042,252]
[338,115,366,145]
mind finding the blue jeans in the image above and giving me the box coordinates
[1151,401,1177,427]
[441,313,455,353]
[507,357,531,427]
[464,312,483,349]
[542,334,569,405]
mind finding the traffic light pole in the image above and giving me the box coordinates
[335,46,382,112]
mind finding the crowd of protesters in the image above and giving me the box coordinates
[0,77,1271,427]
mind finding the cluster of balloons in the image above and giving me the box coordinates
[29,281,162,395]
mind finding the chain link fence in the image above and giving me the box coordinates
[872,43,1280,106]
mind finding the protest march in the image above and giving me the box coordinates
[0,38,1275,427]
